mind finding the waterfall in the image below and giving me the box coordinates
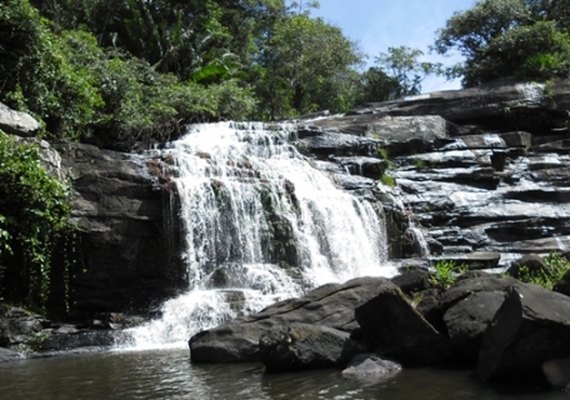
[125,122,396,349]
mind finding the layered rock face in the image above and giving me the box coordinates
[53,143,185,317]
[305,79,570,266]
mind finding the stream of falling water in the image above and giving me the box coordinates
[124,122,396,349]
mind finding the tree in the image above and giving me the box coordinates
[256,14,362,119]
[434,0,570,87]
[374,46,441,98]
[358,66,402,103]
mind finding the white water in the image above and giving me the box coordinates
[125,122,395,349]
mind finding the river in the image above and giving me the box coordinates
[1,349,567,400]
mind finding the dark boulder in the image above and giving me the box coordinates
[554,269,570,297]
[190,277,392,363]
[476,284,570,382]
[259,323,365,372]
[443,291,506,365]
[354,281,451,366]
[391,268,431,296]
[341,353,402,384]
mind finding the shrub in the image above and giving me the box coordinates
[0,132,72,311]
[429,260,466,290]
[517,252,570,289]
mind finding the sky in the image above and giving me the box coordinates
[311,0,478,93]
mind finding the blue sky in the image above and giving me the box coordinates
[311,0,478,92]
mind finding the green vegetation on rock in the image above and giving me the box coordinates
[0,131,73,312]
[517,252,570,289]
[429,260,466,290]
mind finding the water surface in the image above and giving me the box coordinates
[1,350,566,400]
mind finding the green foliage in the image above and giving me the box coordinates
[435,0,570,87]
[374,46,442,97]
[0,132,72,311]
[414,159,429,170]
[517,252,570,289]
[429,260,467,290]
[0,0,104,139]
[358,66,403,102]
[256,14,362,119]
[380,174,396,187]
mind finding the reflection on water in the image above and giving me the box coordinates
[0,350,567,400]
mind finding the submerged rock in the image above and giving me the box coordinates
[341,353,402,384]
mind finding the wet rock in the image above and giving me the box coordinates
[341,353,402,384]
[443,252,501,270]
[354,281,450,366]
[0,348,22,363]
[0,304,47,346]
[259,323,364,372]
[54,143,185,317]
[476,284,570,382]
[329,156,387,179]
[190,277,392,363]
[34,330,119,352]
[443,291,506,365]
[0,102,40,136]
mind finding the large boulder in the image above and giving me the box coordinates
[354,280,451,366]
[0,102,40,136]
[476,284,570,382]
[190,277,392,363]
[258,323,364,371]
[443,291,506,365]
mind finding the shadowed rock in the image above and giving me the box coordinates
[477,284,570,382]
[190,277,393,363]
[355,281,451,366]
[259,323,365,371]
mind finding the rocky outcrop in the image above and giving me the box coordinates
[54,143,185,318]
[0,102,40,136]
[301,79,570,265]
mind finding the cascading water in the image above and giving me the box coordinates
[125,122,396,349]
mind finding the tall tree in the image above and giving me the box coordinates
[257,14,362,119]
[435,0,570,87]
[374,46,441,97]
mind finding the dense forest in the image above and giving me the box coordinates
[1,0,570,313]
